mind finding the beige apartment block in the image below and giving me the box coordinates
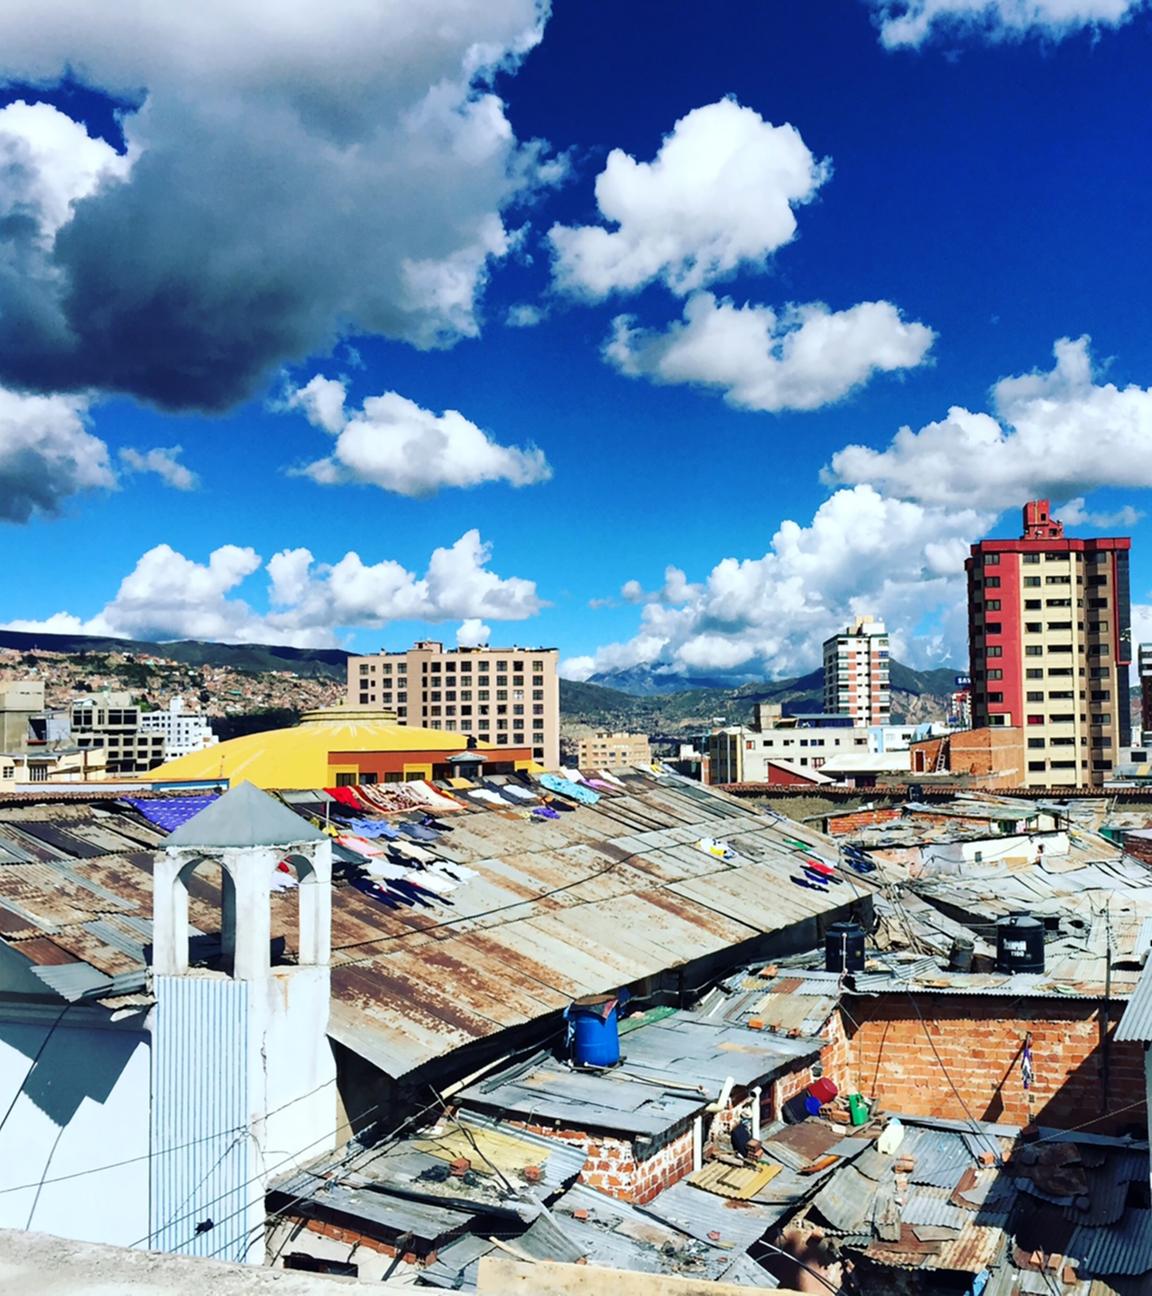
[967,500,1132,789]
[577,731,652,768]
[346,641,560,768]
[71,691,167,774]
[822,616,891,726]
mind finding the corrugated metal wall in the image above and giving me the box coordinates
[150,976,258,1261]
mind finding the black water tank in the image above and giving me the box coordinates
[826,921,866,973]
[996,912,1045,974]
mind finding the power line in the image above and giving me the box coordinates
[0,1075,337,1200]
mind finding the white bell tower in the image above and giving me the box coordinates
[149,782,336,1263]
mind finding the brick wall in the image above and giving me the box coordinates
[507,1120,697,1204]
[834,995,1144,1132]
[826,807,902,836]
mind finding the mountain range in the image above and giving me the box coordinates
[0,629,962,731]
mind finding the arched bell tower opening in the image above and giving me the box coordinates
[149,783,336,1263]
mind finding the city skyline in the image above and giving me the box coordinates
[2,2,1152,684]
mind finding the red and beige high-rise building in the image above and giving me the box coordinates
[966,500,1132,788]
[822,616,891,727]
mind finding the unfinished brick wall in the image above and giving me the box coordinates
[908,728,1025,785]
[506,1120,696,1204]
[826,808,902,836]
[834,995,1145,1132]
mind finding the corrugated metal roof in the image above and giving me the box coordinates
[0,773,862,1080]
[639,1176,785,1249]
[1067,1209,1152,1277]
[1115,962,1152,1041]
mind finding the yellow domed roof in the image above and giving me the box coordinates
[144,708,498,790]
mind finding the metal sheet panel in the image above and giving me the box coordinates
[150,975,256,1263]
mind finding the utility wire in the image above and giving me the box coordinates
[0,1074,338,1199]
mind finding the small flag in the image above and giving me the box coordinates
[1022,1035,1034,1090]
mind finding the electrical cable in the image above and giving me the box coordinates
[0,1073,338,1199]
[200,1088,452,1264]
[0,1003,70,1144]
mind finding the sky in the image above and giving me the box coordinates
[2,0,1152,683]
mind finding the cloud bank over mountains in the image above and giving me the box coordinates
[565,337,1152,681]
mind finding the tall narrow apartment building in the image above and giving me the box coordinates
[822,616,891,726]
[1138,643,1152,747]
[346,641,560,768]
[967,500,1131,788]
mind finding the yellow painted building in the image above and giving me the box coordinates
[143,708,534,790]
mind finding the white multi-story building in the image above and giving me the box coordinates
[823,616,891,727]
[138,698,219,761]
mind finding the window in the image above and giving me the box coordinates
[478,689,489,701]
[335,772,357,787]
[533,704,544,715]
[359,663,371,675]
[985,576,1001,587]
[988,692,1003,703]
[1050,713,1075,723]
[1028,760,1046,771]
[1024,646,1042,656]
[1,765,13,779]
[497,660,508,670]
[987,646,1003,657]
[1091,689,1111,702]
[1089,644,1110,656]
[496,689,508,701]
[1024,576,1041,587]
[1046,598,1071,608]
[1025,668,1043,679]
[1025,600,1042,610]
[445,690,456,702]
[1046,575,1071,585]
[1050,737,1075,747]
[1027,738,1045,749]
[1089,597,1109,609]
[532,674,544,686]
[987,669,1003,680]
[1023,553,1041,564]
[985,599,1001,611]
[986,622,1003,634]
[984,553,1000,564]
[1092,714,1111,726]
[532,660,544,671]
[1025,622,1041,633]
[1028,715,1044,725]
[460,661,471,673]
[1026,691,1044,702]
[1049,690,1073,700]
[512,675,524,686]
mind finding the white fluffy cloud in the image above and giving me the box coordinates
[563,485,989,680]
[0,1,555,409]
[826,336,1152,510]
[570,335,1152,683]
[549,99,830,299]
[606,293,935,412]
[0,386,115,522]
[119,446,199,491]
[869,0,1144,47]
[289,375,551,496]
[457,617,492,647]
[6,530,542,648]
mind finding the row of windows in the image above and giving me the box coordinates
[984,551,1111,565]
[359,658,548,674]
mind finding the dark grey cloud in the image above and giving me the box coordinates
[0,1,554,411]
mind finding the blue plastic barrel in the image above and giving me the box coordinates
[569,1000,620,1067]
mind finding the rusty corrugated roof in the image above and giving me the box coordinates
[0,772,863,1079]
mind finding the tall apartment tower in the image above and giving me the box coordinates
[346,640,560,768]
[1138,643,1152,747]
[822,616,891,726]
[966,499,1132,788]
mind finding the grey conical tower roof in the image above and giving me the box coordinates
[165,781,328,849]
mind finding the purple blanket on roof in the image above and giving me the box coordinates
[124,795,219,832]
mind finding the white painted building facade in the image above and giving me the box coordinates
[0,784,337,1262]
[139,698,219,761]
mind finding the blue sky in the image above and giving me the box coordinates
[2,0,1152,680]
